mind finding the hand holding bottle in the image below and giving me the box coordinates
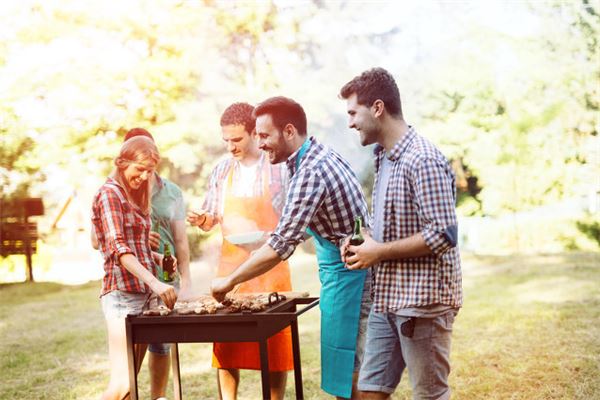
[151,251,178,276]
[341,217,364,264]
[343,229,381,270]
[342,216,381,269]
[161,243,177,282]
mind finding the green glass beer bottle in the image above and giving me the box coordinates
[162,243,175,282]
[347,216,364,257]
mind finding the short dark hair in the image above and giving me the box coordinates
[220,102,256,134]
[339,67,403,117]
[253,96,307,136]
[124,127,154,142]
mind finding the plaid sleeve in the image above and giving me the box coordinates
[201,161,226,218]
[414,157,458,256]
[268,168,326,260]
[97,188,134,258]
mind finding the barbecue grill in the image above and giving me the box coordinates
[125,296,319,400]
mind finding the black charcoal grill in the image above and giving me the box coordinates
[125,296,319,400]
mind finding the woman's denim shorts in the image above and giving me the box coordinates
[101,290,150,320]
[101,290,170,355]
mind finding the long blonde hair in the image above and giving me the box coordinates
[112,136,160,213]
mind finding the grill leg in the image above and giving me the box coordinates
[125,318,138,400]
[259,339,271,400]
[291,319,304,400]
[171,343,182,400]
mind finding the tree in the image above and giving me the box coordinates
[412,0,599,216]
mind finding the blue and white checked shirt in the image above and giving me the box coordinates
[371,127,463,312]
[267,137,369,260]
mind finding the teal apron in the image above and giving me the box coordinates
[296,140,367,398]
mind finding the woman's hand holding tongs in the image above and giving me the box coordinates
[150,280,178,310]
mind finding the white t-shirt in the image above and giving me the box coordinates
[230,161,260,198]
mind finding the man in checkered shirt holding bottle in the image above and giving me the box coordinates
[340,67,463,400]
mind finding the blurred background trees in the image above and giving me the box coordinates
[1,0,598,262]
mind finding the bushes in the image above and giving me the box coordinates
[576,215,600,248]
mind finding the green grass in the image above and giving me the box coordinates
[0,251,599,399]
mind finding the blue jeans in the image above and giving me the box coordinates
[358,310,456,399]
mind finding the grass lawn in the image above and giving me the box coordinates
[0,251,598,399]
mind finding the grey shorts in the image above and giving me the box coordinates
[358,310,456,398]
[354,271,373,372]
[100,290,170,355]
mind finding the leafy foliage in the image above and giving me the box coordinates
[414,0,599,216]
[0,0,597,253]
[576,216,600,247]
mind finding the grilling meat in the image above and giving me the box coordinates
[142,305,171,316]
[142,292,289,316]
[171,292,287,315]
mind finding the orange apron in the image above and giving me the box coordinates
[212,160,293,371]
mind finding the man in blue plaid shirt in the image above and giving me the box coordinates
[211,96,372,399]
[340,68,463,400]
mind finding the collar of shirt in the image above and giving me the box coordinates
[234,151,265,170]
[107,177,147,215]
[374,126,416,165]
[219,151,265,179]
[286,136,315,176]
[151,173,164,196]
[107,176,124,191]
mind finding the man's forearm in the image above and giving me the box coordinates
[172,220,192,285]
[379,233,432,261]
[175,244,191,286]
[229,244,282,286]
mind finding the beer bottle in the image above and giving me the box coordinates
[162,243,176,282]
[347,216,364,257]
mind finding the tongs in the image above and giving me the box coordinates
[268,291,286,305]
[140,293,171,316]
